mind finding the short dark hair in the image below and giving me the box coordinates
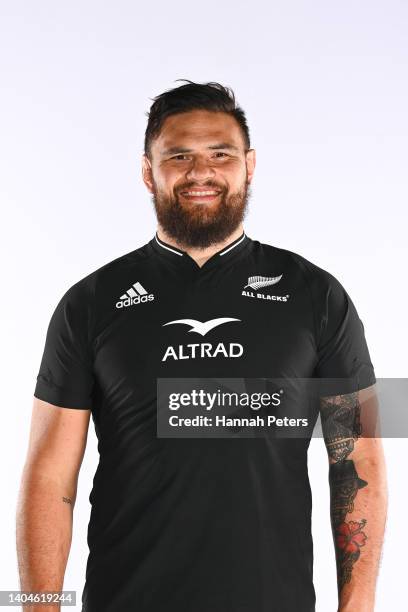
[144,79,251,159]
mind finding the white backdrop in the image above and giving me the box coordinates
[1,1,407,610]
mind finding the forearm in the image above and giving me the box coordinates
[16,466,74,611]
[329,448,388,612]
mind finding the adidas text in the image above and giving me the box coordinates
[116,294,154,308]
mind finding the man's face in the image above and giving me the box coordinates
[142,109,256,248]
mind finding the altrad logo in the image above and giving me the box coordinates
[161,317,243,361]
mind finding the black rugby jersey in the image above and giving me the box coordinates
[34,231,376,612]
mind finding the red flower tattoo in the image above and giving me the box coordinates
[336,519,367,555]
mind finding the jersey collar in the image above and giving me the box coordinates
[149,230,253,273]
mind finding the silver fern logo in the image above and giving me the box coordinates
[244,274,283,290]
[242,273,290,302]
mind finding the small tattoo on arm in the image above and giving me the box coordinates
[62,496,72,505]
[335,518,368,588]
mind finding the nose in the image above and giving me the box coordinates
[185,156,216,182]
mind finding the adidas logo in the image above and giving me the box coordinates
[115,282,155,309]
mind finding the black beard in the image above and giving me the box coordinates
[150,177,252,249]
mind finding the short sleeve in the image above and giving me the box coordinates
[313,272,376,396]
[34,279,95,409]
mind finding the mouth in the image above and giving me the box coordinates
[179,189,222,202]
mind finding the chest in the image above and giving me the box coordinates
[92,267,318,390]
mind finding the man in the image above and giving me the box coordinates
[17,80,387,611]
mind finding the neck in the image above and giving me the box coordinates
[156,225,245,268]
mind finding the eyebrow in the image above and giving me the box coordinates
[161,143,240,156]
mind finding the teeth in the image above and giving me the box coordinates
[184,191,219,196]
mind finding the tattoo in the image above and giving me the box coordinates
[329,460,367,525]
[320,391,362,462]
[335,519,368,589]
[62,496,72,505]
[321,392,368,592]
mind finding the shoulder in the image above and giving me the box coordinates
[253,239,346,297]
[54,241,152,308]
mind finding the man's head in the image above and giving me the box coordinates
[142,80,256,249]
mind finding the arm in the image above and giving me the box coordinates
[320,384,388,612]
[16,397,91,611]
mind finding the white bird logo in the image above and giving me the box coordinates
[162,317,241,336]
[244,274,283,290]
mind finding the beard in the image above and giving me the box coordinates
[150,173,252,249]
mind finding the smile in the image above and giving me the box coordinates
[180,190,221,201]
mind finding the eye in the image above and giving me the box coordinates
[169,152,229,161]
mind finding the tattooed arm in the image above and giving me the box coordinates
[320,384,387,612]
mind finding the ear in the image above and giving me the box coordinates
[245,149,256,184]
[142,154,154,193]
